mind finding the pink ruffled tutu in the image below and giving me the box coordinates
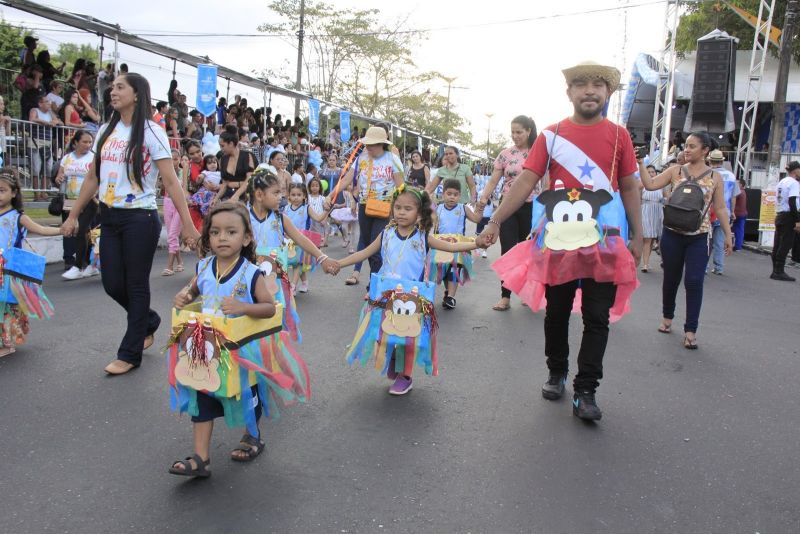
[492,235,639,322]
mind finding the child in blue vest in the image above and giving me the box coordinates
[169,201,316,479]
[284,183,328,294]
[434,179,482,309]
[336,185,485,395]
[0,171,61,358]
[248,172,337,338]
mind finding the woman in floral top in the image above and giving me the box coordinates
[477,115,538,311]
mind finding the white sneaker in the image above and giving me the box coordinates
[61,266,83,280]
[481,250,488,258]
[81,266,100,278]
[298,280,309,293]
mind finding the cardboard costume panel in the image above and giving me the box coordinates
[346,274,439,377]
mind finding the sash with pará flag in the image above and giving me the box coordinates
[195,64,217,117]
[308,99,320,137]
[340,110,351,142]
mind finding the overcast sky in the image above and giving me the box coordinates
[2,0,668,146]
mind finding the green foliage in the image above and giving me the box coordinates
[0,17,28,71]
[675,1,798,64]
[51,43,99,70]
[259,0,476,149]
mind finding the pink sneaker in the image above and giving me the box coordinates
[389,375,413,395]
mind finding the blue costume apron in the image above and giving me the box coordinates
[346,225,439,377]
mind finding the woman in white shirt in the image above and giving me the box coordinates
[62,73,200,376]
[29,94,62,199]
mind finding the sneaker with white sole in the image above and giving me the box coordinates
[298,280,309,293]
[481,250,488,258]
[81,266,100,278]
[389,375,413,395]
[62,266,83,280]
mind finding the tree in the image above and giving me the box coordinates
[0,17,28,71]
[258,0,475,147]
[676,1,799,64]
[51,43,99,70]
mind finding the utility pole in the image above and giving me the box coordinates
[293,0,306,120]
[485,113,494,162]
[766,0,798,187]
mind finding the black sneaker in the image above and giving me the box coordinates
[770,272,796,282]
[541,373,567,400]
[573,391,602,421]
[442,295,456,309]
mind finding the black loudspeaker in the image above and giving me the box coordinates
[692,39,735,119]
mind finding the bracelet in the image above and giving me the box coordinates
[317,254,329,262]
[488,218,501,227]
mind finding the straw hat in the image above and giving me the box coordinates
[708,149,725,162]
[562,61,621,91]
[359,126,389,146]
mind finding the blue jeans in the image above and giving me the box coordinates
[733,216,746,250]
[99,206,162,365]
[707,222,726,272]
[661,228,709,333]
[353,204,389,274]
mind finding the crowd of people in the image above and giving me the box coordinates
[0,56,798,481]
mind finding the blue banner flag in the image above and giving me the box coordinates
[340,111,351,142]
[308,99,320,136]
[195,65,217,117]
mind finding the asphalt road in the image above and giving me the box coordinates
[0,238,797,534]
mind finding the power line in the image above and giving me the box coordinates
[9,1,664,40]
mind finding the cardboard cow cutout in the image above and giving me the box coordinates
[536,180,612,251]
[381,284,423,338]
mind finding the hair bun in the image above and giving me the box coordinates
[224,124,238,135]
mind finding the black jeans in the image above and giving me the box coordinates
[544,278,617,393]
[353,204,389,275]
[499,202,533,298]
[99,206,162,365]
[772,213,797,272]
[60,211,76,267]
[68,202,98,269]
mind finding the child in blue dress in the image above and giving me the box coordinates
[336,185,485,395]
[433,179,482,309]
[0,171,61,358]
[283,183,328,294]
[169,201,311,478]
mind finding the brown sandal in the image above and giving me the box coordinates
[231,434,265,462]
[169,454,211,478]
[345,274,360,286]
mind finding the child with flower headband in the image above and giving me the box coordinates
[0,171,62,358]
[335,185,486,395]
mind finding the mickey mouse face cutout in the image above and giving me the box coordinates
[536,180,612,251]
[381,285,423,338]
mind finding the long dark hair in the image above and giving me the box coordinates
[58,88,78,123]
[200,201,257,263]
[93,73,155,191]
[67,129,93,154]
[0,170,25,213]
[511,115,538,148]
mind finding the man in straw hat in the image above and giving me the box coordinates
[478,60,643,421]
[707,150,740,275]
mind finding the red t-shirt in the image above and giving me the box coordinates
[524,118,637,193]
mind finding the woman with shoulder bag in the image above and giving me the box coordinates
[642,131,732,350]
[340,126,404,286]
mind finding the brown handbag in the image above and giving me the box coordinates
[363,159,392,218]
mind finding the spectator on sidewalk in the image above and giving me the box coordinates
[771,161,800,281]
[167,80,178,106]
[45,80,64,114]
[20,35,37,70]
[707,149,739,275]
[153,101,168,130]
[29,93,62,198]
[36,50,65,92]
[733,178,748,250]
